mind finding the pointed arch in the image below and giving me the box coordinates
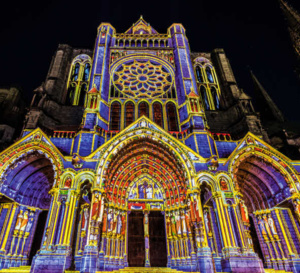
[125,101,135,127]
[110,101,122,131]
[166,102,179,131]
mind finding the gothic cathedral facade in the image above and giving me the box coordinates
[0,18,300,273]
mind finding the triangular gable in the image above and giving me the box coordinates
[124,16,158,35]
[223,132,292,165]
[17,128,65,159]
[89,116,205,162]
[187,88,199,98]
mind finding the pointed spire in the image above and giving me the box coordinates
[279,0,300,28]
[250,70,285,123]
[279,0,300,59]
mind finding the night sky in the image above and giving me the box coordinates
[1,0,300,122]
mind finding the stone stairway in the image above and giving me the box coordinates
[0,266,293,273]
[66,268,186,273]
[0,265,31,272]
[107,268,186,273]
[264,270,293,273]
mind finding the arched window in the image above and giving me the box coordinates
[206,66,214,83]
[110,102,121,131]
[125,101,135,127]
[211,87,219,109]
[153,102,163,127]
[66,84,76,105]
[83,63,90,81]
[67,54,92,106]
[138,102,149,118]
[78,84,87,106]
[200,86,210,110]
[166,102,179,131]
[196,66,203,83]
[72,63,80,81]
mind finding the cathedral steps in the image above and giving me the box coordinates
[110,268,185,273]
[0,266,293,273]
[264,270,293,273]
[0,265,30,272]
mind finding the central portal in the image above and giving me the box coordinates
[128,211,145,266]
[149,211,167,267]
[127,210,168,267]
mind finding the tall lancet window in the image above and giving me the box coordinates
[67,54,92,106]
[153,102,163,127]
[138,102,149,118]
[166,102,179,131]
[196,66,203,83]
[211,87,220,109]
[206,66,214,83]
[194,57,221,110]
[125,101,135,127]
[200,86,210,110]
[110,102,121,131]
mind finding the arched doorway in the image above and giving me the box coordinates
[98,136,194,271]
[232,151,300,272]
[0,149,57,269]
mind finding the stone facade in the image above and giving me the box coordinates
[0,17,299,273]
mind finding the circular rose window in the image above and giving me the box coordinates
[112,60,173,98]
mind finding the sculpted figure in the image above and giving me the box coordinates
[15,210,24,231]
[268,215,278,235]
[20,211,29,232]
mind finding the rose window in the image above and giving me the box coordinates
[112,60,173,98]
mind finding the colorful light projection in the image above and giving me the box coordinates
[113,60,173,98]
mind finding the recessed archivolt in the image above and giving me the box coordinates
[95,127,196,184]
[96,132,195,209]
[230,146,299,187]
[229,146,299,210]
[0,143,63,209]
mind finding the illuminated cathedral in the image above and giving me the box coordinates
[0,15,300,273]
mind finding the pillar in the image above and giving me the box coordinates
[81,190,104,273]
[144,211,150,267]
[212,190,263,273]
[32,186,81,273]
[191,190,214,273]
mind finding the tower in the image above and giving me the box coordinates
[279,0,300,79]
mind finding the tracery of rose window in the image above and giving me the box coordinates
[112,60,173,98]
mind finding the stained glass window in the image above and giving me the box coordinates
[153,102,163,127]
[206,67,214,83]
[200,86,210,110]
[138,102,149,118]
[125,101,135,127]
[72,63,80,81]
[166,102,179,131]
[110,102,121,131]
[113,60,173,98]
[211,87,219,109]
[83,63,90,81]
[196,66,203,83]
[67,54,92,106]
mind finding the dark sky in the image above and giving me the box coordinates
[1,0,300,122]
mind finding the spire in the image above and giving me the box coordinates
[279,0,300,69]
[279,0,300,28]
[250,71,285,123]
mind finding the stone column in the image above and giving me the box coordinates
[81,189,104,273]
[189,189,214,273]
[144,210,150,267]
